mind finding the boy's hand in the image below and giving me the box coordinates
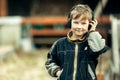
[56,69,63,77]
[89,19,98,31]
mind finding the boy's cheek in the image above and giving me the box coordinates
[71,26,76,30]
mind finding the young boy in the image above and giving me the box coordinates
[45,4,109,80]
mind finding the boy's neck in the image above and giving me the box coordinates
[67,31,88,42]
[72,34,82,40]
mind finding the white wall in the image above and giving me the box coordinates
[0,16,22,49]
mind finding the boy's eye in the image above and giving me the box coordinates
[73,22,79,24]
[82,23,86,24]
[81,22,87,24]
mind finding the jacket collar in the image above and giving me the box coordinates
[67,30,88,43]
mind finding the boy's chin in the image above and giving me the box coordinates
[75,32,83,35]
[75,33,83,36]
[75,32,87,37]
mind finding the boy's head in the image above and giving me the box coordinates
[67,4,93,39]
[67,4,93,28]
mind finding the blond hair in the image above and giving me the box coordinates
[68,4,92,21]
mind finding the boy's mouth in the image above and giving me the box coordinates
[75,29,82,32]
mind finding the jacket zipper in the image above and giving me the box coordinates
[73,43,78,80]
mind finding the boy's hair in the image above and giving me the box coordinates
[68,4,92,20]
[67,4,93,28]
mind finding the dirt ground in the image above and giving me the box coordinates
[0,47,57,80]
[0,47,111,80]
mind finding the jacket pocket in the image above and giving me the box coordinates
[59,63,69,80]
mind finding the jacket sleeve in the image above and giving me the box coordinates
[87,31,109,55]
[45,41,61,77]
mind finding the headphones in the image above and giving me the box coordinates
[67,5,94,29]
[67,5,76,28]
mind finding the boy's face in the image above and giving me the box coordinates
[71,15,89,37]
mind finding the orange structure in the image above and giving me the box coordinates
[0,0,7,16]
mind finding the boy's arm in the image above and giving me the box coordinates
[87,31,109,54]
[45,41,61,77]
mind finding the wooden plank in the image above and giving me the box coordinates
[30,29,70,36]
[33,38,59,44]
[22,16,67,25]
[97,15,110,24]
[22,15,110,25]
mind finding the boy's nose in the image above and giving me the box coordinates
[77,24,82,28]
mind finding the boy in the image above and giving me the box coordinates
[45,4,108,80]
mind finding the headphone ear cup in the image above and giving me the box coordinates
[67,19,71,28]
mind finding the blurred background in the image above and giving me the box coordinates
[0,0,120,80]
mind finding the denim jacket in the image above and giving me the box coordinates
[45,31,109,80]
